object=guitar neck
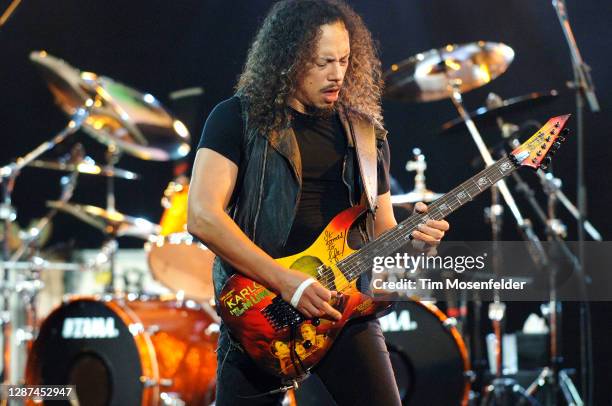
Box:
[336,155,519,281]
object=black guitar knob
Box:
[312,318,321,326]
[303,340,313,349]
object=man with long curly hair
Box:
[187,0,449,404]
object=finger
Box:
[299,306,313,318]
[411,230,441,244]
[302,302,321,318]
[312,284,332,302]
[417,223,445,240]
[320,301,342,321]
[414,202,428,213]
[426,219,450,232]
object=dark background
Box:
[1,0,610,404]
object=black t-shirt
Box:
[198,96,390,256]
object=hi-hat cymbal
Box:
[47,201,160,239]
[29,158,140,180]
[391,189,443,205]
[30,51,191,161]
[439,90,559,134]
[383,42,515,103]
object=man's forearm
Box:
[187,208,287,292]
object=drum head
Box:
[380,301,470,406]
[26,299,145,406]
[147,233,215,301]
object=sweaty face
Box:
[289,21,350,113]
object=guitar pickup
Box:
[261,296,306,331]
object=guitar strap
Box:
[339,109,378,215]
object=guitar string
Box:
[316,156,515,291]
[337,156,514,281]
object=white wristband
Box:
[290,278,316,308]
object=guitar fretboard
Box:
[330,155,518,284]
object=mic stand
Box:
[552,2,599,402]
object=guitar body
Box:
[217,205,390,379]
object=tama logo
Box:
[61,317,120,339]
[379,310,418,332]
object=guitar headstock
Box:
[510,114,571,170]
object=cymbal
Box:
[383,42,514,102]
[391,189,443,204]
[439,90,559,134]
[47,201,160,239]
[29,158,140,180]
[30,51,191,161]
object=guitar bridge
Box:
[261,296,305,331]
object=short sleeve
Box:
[197,96,244,166]
[377,137,391,195]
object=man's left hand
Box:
[411,201,450,245]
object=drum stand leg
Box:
[481,377,541,406]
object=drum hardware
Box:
[30,51,192,162]
[1,139,89,384]
[160,392,186,406]
[47,199,160,294]
[0,0,23,28]
[509,165,587,405]
[46,202,160,240]
[391,148,443,205]
[28,157,140,180]
[384,46,576,404]
[552,2,600,400]
[483,107,590,405]
[384,42,514,103]
[443,317,458,328]
[140,377,174,388]
[384,42,534,241]
[438,90,560,135]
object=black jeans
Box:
[215,318,402,406]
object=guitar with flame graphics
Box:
[218,115,570,381]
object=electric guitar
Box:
[218,115,570,380]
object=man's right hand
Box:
[278,269,342,321]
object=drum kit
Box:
[0,39,599,405]
[0,51,218,405]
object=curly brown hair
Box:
[236,0,383,133]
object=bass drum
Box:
[26,296,219,406]
[380,300,471,406]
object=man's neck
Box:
[288,98,337,118]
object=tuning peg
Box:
[553,141,562,149]
[541,156,552,170]
[558,135,566,143]
[562,128,570,136]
